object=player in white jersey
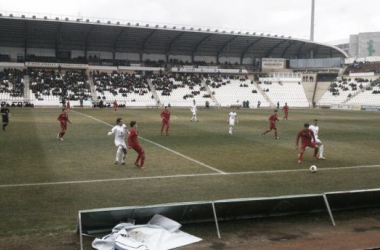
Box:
[309,119,325,160]
[190,100,198,122]
[108,118,128,165]
[228,110,238,134]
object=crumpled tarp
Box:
[92,214,202,250]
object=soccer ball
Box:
[309,165,317,173]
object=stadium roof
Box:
[0,14,348,60]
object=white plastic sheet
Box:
[92,215,202,250]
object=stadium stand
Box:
[0,68,25,102]
[317,79,372,105]
[345,61,380,74]
[258,81,309,107]
[92,71,156,107]
[346,78,380,105]
[207,76,270,108]
[29,69,92,106]
[152,74,213,107]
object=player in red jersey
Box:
[128,121,145,169]
[66,101,71,111]
[296,123,319,163]
[282,103,289,120]
[57,108,72,141]
[262,110,280,139]
[113,100,118,113]
[160,106,171,135]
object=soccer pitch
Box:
[1,107,380,240]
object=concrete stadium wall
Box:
[0,47,24,59]
[194,56,216,63]
[28,48,55,57]
[142,53,166,61]
[87,51,113,59]
[115,52,140,61]
[71,50,85,58]
[168,55,192,62]
[219,57,240,64]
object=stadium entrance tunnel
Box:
[77,188,380,249]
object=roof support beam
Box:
[84,25,94,58]
[313,45,321,58]
[281,41,296,58]
[113,27,127,62]
[297,42,306,58]
[166,32,185,62]
[240,38,263,64]
[217,36,238,64]
[23,21,28,60]
[140,30,157,62]
[264,40,288,57]
[55,23,62,59]
[191,34,212,63]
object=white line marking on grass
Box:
[71,110,226,174]
[1,164,380,189]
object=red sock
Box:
[298,153,303,160]
[140,155,145,168]
[160,125,164,134]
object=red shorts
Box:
[60,123,67,131]
[270,122,276,130]
[131,145,144,155]
[301,142,316,151]
[162,119,170,126]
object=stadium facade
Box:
[349,32,380,58]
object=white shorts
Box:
[115,140,127,149]
[313,138,322,144]
[192,112,196,116]
[229,120,235,126]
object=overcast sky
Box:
[1,0,379,44]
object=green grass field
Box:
[1,107,380,243]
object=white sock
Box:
[229,127,233,134]
[115,147,122,162]
[319,145,324,157]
